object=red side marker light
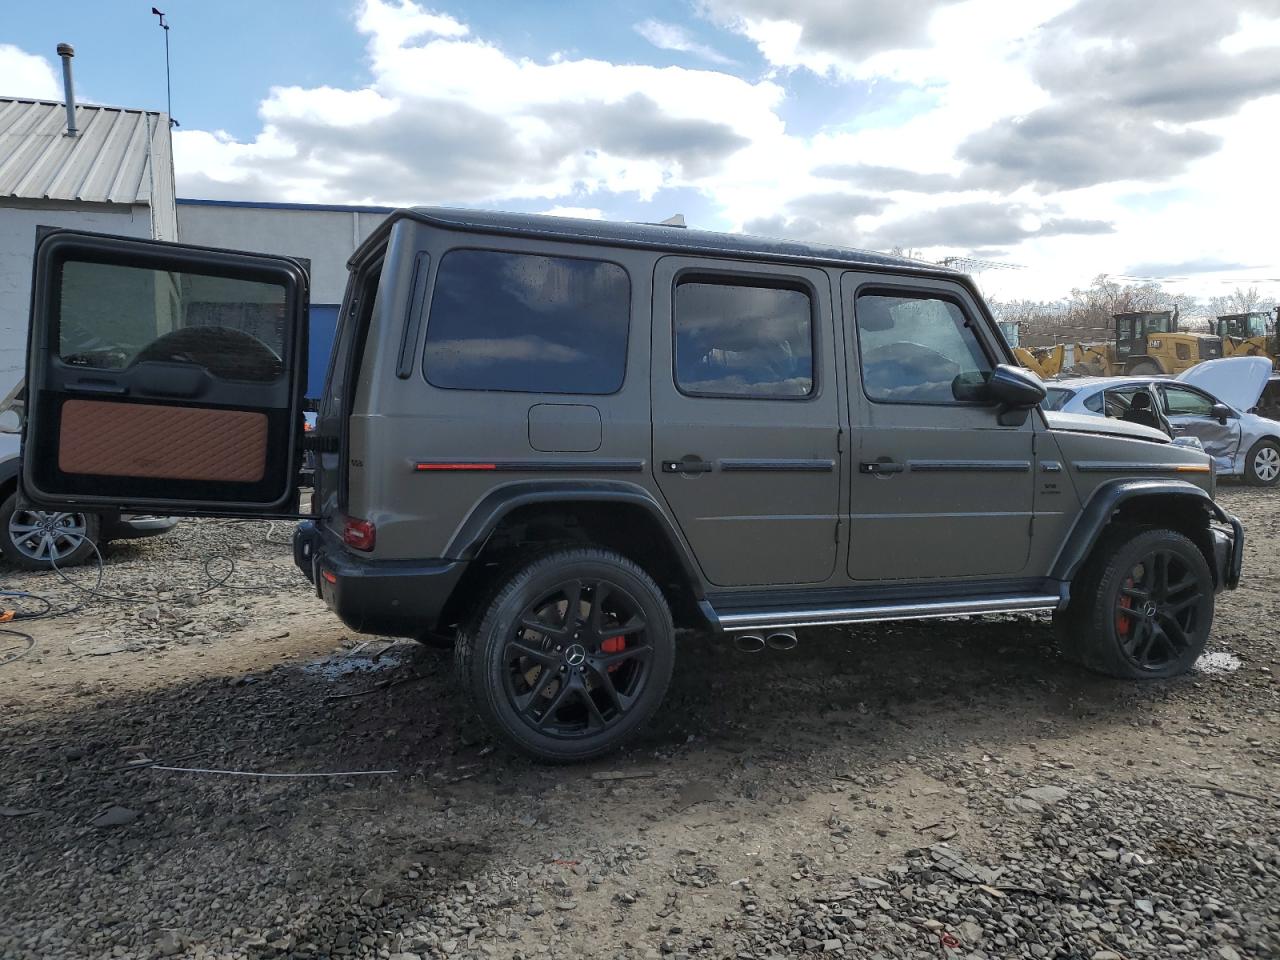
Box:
[414,462,497,471]
[343,517,376,551]
[321,570,338,585]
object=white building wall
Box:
[0,202,154,397]
[177,203,390,304]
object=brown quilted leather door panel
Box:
[58,400,268,483]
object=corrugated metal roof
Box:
[0,98,170,205]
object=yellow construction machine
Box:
[1216,308,1279,369]
[1013,344,1068,379]
[998,320,1068,379]
[1071,309,1221,376]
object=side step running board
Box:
[715,594,1062,633]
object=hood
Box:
[1176,356,1271,412]
[1043,410,1168,443]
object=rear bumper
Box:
[292,521,466,637]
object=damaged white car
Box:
[1044,356,1280,486]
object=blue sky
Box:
[2,1,866,141]
[3,0,1278,300]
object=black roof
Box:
[377,206,958,277]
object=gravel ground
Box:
[1,485,1277,960]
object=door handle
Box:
[66,380,127,396]
[662,458,714,474]
[859,460,904,475]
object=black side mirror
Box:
[988,363,1047,407]
[983,364,1046,426]
[1211,402,1232,424]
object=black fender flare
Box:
[1049,478,1233,583]
[444,478,710,600]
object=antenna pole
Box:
[152,8,175,127]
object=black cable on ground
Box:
[0,627,36,666]
[3,533,268,627]
[0,590,53,621]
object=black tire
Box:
[0,491,100,571]
[1055,525,1212,679]
[454,547,675,762]
[1243,437,1280,486]
[1127,360,1161,375]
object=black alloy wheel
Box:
[1113,549,1209,673]
[1056,526,1213,680]
[456,548,675,762]
[506,577,653,738]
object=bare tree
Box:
[1208,286,1270,316]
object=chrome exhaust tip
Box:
[766,629,798,651]
[733,633,766,653]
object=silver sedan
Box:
[1044,357,1280,486]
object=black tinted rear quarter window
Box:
[424,249,630,394]
[674,279,813,398]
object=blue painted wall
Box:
[308,304,340,400]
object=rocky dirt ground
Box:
[1,487,1277,960]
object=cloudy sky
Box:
[4,0,1279,300]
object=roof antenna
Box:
[658,214,686,228]
[151,7,178,127]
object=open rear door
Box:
[21,229,309,517]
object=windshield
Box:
[1042,387,1075,411]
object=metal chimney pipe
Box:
[57,43,77,137]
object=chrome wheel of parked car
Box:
[0,492,100,571]
[455,548,675,762]
[1246,439,1280,486]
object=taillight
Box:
[343,516,375,551]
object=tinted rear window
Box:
[424,250,629,394]
[58,260,287,382]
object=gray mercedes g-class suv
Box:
[20,209,1243,761]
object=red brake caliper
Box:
[1116,576,1133,636]
[601,636,625,671]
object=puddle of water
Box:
[302,643,411,680]
[1194,651,1241,675]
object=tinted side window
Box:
[1042,387,1074,411]
[674,280,813,398]
[1163,385,1214,416]
[855,292,991,404]
[425,250,629,394]
[1083,390,1104,413]
[59,260,286,382]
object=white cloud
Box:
[0,45,60,100]
[635,19,736,65]
[538,206,605,220]
[4,0,1277,302]
[174,0,784,206]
